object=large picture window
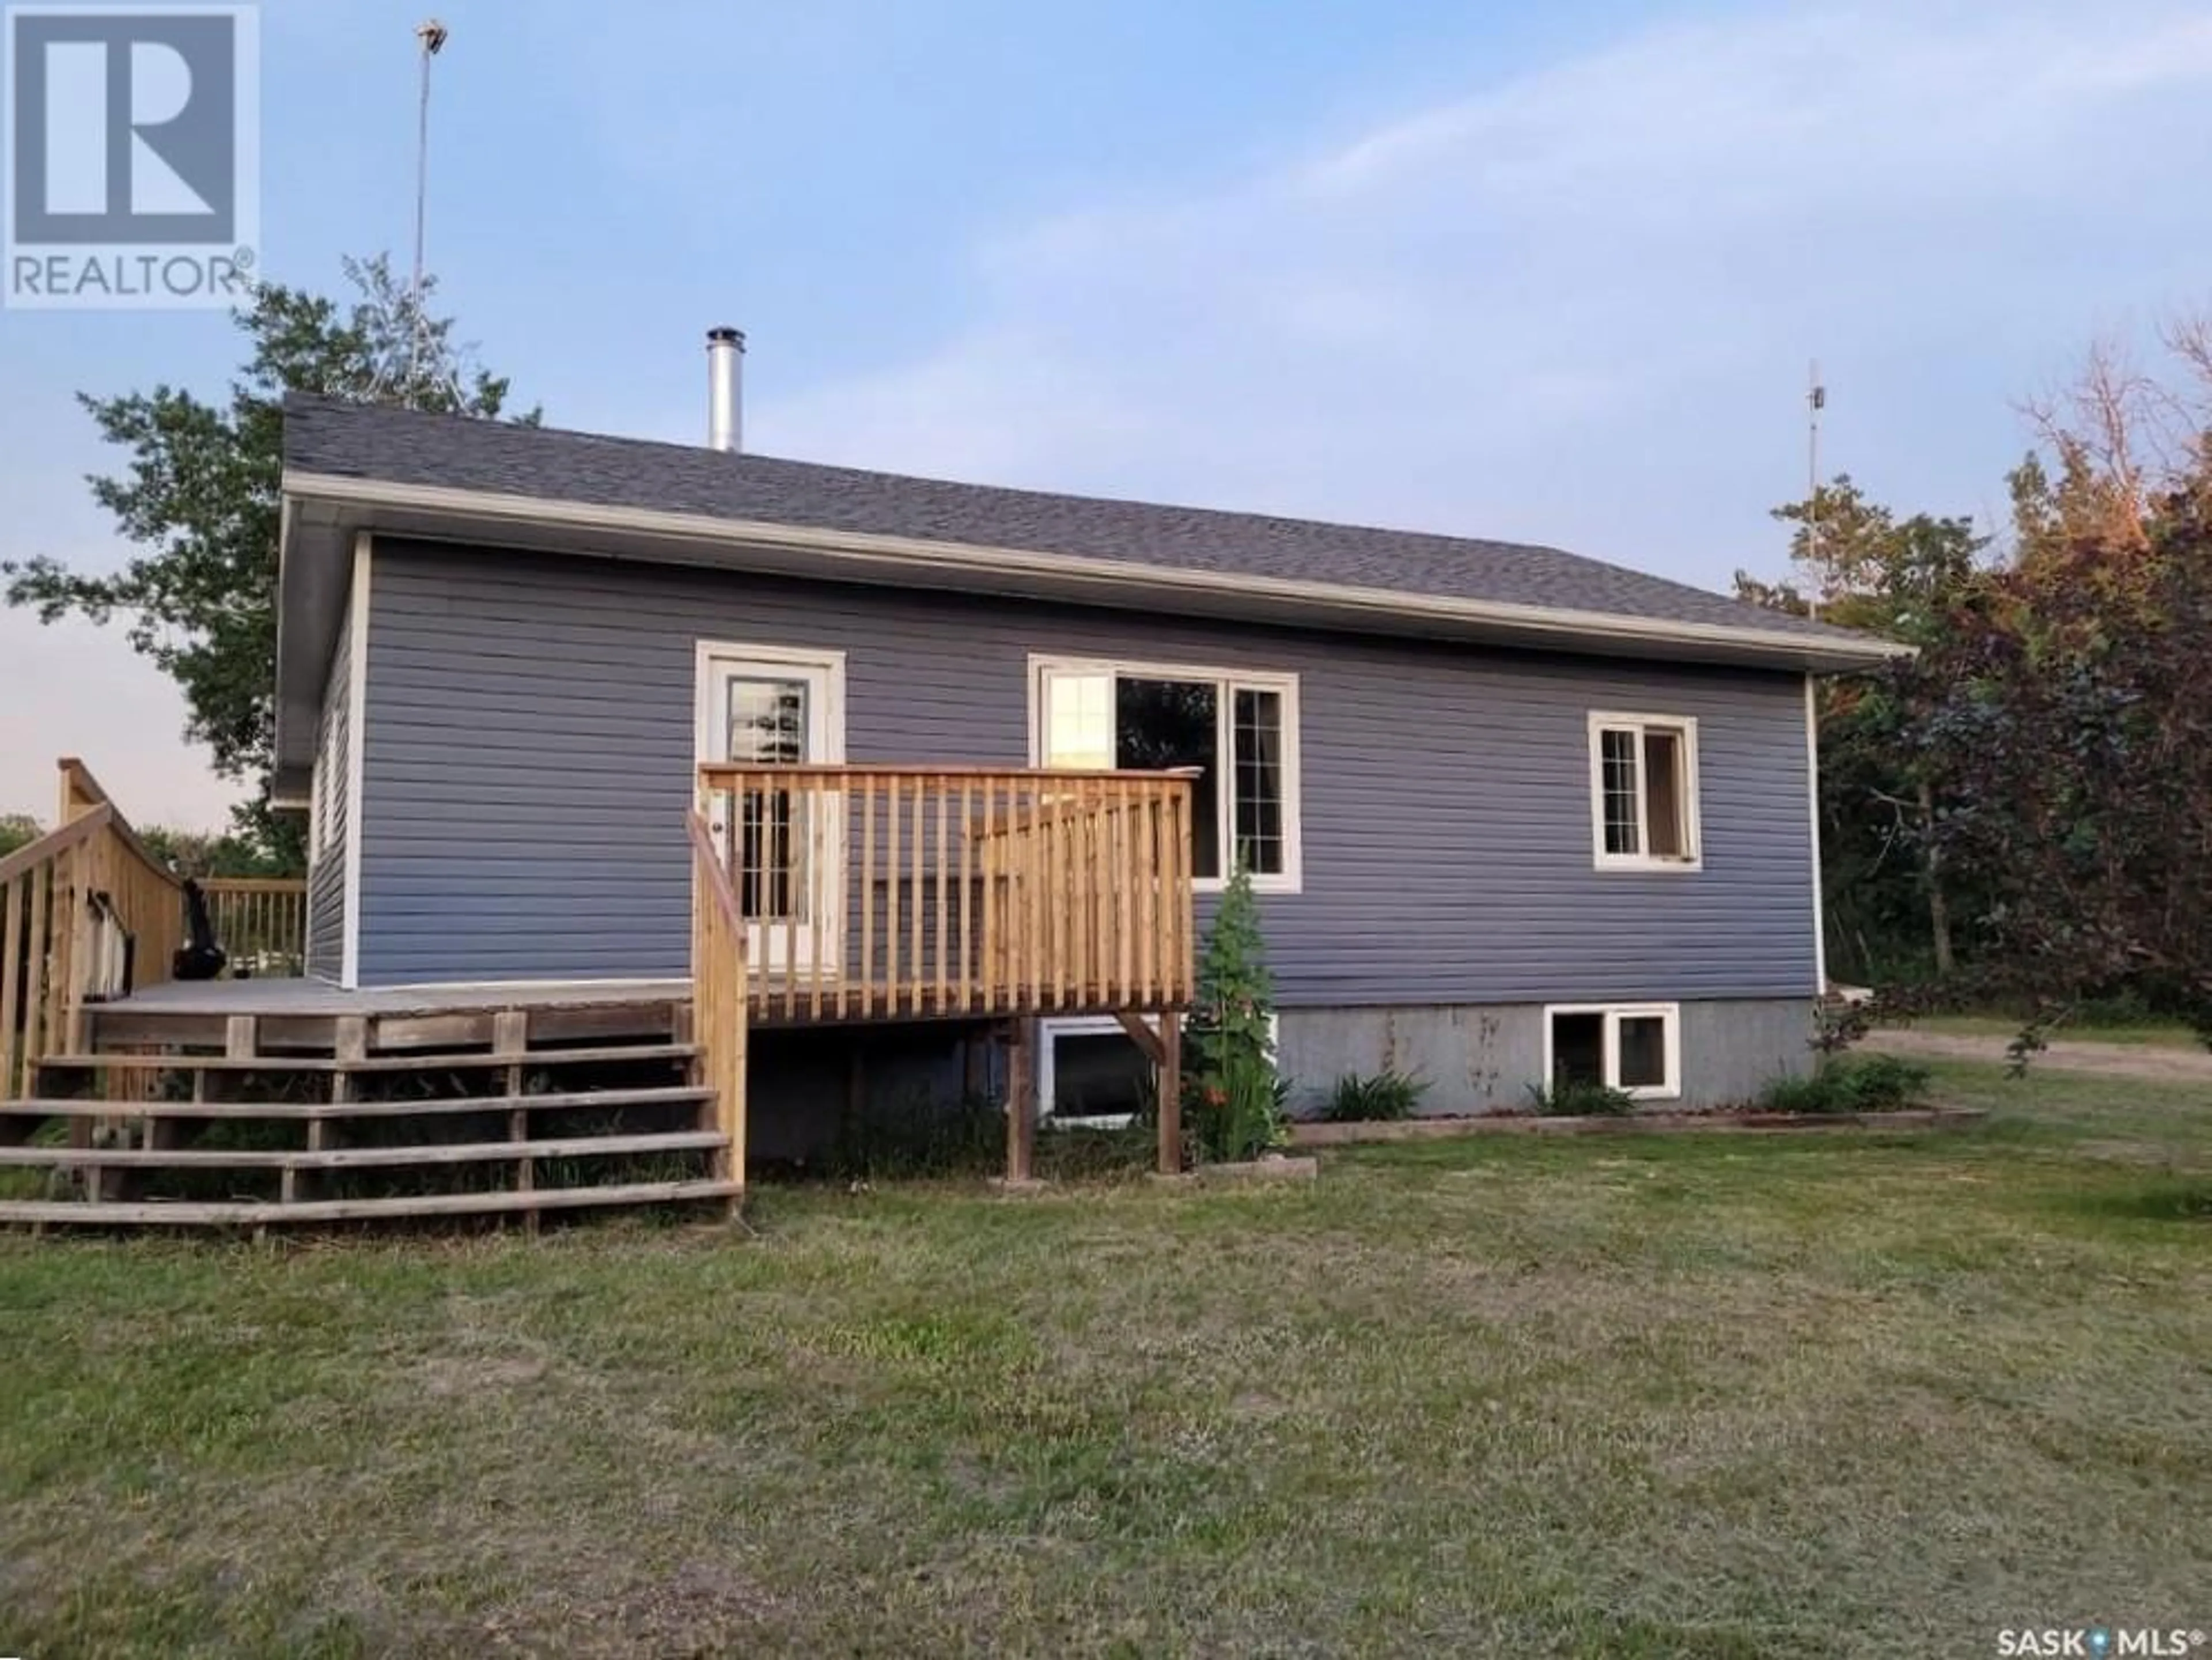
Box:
[1032,658,1301,891]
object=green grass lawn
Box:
[3,1060,2209,1658]
[1902,1012,2205,1048]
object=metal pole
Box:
[407,21,448,394]
[1806,361,1824,618]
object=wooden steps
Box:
[0,1131,726,1172]
[32,1043,700,1074]
[0,1084,712,1123]
[1,997,738,1233]
[0,1180,741,1229]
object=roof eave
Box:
[273,472,1907,733]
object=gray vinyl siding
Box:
[304,605,351,983]
[357,540,1819,999]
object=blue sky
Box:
[5,0,2211,828]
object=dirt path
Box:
[1864,1027,2212,1083]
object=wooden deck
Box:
[0,757,1202,1229]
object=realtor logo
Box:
[5,3,259,308]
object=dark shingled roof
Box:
[283,393,1861,645]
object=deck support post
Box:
[1005,1019,1035,1184]
[1157,1010,1183,1176]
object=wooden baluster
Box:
[907,776,925,1017]
[958,779,975,1014]
[1044,783,1063,1011]
[1026,783,1045,1013]
[0,875,22,1099]
[934,783,949,1017]
[1174,784,1195,1002]
[808,779,827,1021]
[979,783,999,1015]
[24,864,50,1092]
[859,776,877,1021]
[1147,789,1166,1006]
[885,774,903,1022]
[1116,778,1134,1007]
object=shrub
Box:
[1755,1054,1933,1115]
[1324,1068,1430,1122]
[1526,1078,1637,1116]
[1755,1071,1839,1115]
[1184,860,1290,1163]
[1829,1053,1932,1112]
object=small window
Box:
[1545,1003,1680,1100]
[1037,1012,1282,1127]
[1589,713,1700,869]
[313,703,344,858]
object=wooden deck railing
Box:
[688,810,749,1194]
[695,764,1198,1025]
[2,761,186,1099]
[201,879,307,978]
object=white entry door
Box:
[696,646,845,976]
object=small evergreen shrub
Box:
[1184,861,1290,1163]
[1526,1078,1637,1116]
[1324,1068,1430,1122]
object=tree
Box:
[135,824,296,880]
[1736,478,1991,982]
[1916,492,2212,1048]
[3,254,531,867]
[0,816,40,860]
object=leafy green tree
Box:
[1915,486,2212,1051]
[0,815,41,860]
[1737,477,1990,983]
[135,824,295,880]
[3,254,531,869]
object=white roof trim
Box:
[280,470,1910,672]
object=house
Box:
[271,343,1897,1158]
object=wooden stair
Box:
[0,1000,739,1231]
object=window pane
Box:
[1232,687,1285,876]
[1643,729,1685,859]
[1116,677,1219,878]
[726,677,811,920]
[1050,1031,1153,1120]
[1551,1012,1605,1087]
[1599,728,1641,855]
[1043,672,1114,770]
[1618,1015,1668,1090]
[727,677,807,764]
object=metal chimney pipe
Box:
[706,326,745,452]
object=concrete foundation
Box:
[1275,999,1816,1117]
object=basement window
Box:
[1038,1017,1156,1128]
[1544,1003,1680,1100]
[1589,712,1700,870]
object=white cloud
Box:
[755,1,2212,587]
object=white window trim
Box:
[1587,710,1703,873]
[692,639,849,766]
[1025,654,1303,895]
[1804,674,1827,997]
[1037,1014,1154,1129]
[338,537,370,988]
[1543,1001,1682,1101]
[1037,1011,1281,1128]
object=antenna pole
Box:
[407,20,449,394]
[1806,360,1825,618]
